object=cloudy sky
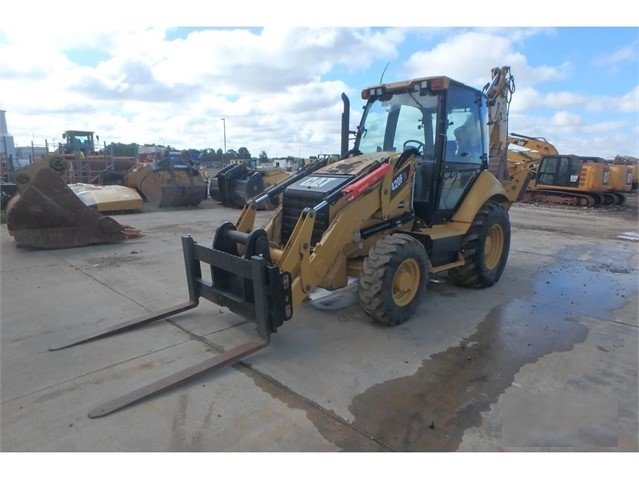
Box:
[1,1,637,161]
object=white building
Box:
[0,110,17,162]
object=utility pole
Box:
[220,118,226,155]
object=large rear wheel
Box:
[358,233,428,326]
[448,201,511,288]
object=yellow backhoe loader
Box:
[5,156,144,249]
[51,66,532,417]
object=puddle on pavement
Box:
[344,243,635,451]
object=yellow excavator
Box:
[5,156,144,249]
[526,155,626,207]
[507,133,625,207]
[50,66,532,417]
[507,132,558,176]
[609,157,635,194]
[613,155,638,190]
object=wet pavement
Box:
[1,198,637,457]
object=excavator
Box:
[5,156,144,249]
[608,160,634,196]
[613,155,638,190]
[526,155,625,207]
[208,159,290,209]
[507,132,558,177]
[49,66,532,417]
[507,133,625,207]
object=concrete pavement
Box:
[1,199,637,457]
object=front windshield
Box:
[356,91,439,156]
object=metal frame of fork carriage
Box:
[50,234,293,418]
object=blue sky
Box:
[1,1,637,161]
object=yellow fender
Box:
[453,170,511,224]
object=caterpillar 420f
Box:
[51,66,531,417]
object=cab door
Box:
[432,85,486,223]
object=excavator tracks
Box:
[522,189,625,208]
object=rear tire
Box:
[448,201,510,288]
[358,233,428,326]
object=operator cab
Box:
[62,130,98,155]
[354,77,488,226]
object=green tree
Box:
[258,150,268,163]
[237,147,251,160]
[108,142,138,157]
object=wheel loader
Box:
[50,66,531,417]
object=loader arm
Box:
[276,161,399,307]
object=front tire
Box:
[448,201,510,288]
[358,233,428,326]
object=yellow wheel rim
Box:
[392,258,421,307]
[484,224,504,270]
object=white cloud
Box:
[1,25,636,159]
[399,30,568,91]
[594,44,637,66]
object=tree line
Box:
[108,143,273,165]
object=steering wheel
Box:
[403,140,425,153]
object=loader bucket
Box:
[209,163,251,207]
[6,166,144,249]
[209,164,277,209]
[129,162,207,208]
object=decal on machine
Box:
[391,167,410,196]
[298,177,340,189]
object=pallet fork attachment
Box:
[50,233,293,418]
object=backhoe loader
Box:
[50,66,531,417]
